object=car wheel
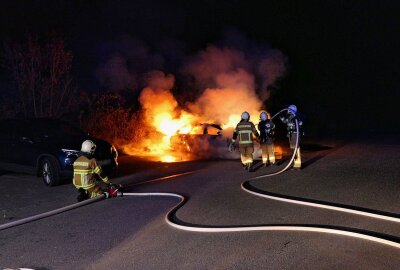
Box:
[41,157,61,186]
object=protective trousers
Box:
[289,132,301,169]
[261,143,275,165]
[86,185,104,198]
[239,144,254,165]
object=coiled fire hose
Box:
[1,108,400,250]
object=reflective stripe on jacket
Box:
[234,121,259,145]
[73,155,109,189]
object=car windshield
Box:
[202,124,222,135]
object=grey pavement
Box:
[0,139,399,269]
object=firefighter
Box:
[258,111,276,167]
[280,105,303,169]
[229,111,260,172]
[73,140,112,201]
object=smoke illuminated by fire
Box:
[121,70,270,162]
[105,38,287,162]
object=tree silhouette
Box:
[3,33,76,118]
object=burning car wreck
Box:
[169,123,229,161]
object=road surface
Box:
[0,138,399,269]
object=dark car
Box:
[0,118,118,186]
[170,123,229,160]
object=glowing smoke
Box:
[96,33,288,161]
[183,44,287,103]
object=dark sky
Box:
[1,0,399,136]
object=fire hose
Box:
[1,108,400,250]
[0,194,107,231]
[123,109,400,248]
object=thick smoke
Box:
[95,32,287,100]
[95,35,165,92]
[182,42,287,103]
[257,49,287,100]
[187,67,262,125]
[183,46,249,90]
[182,42,286,128]
[96,31,287,160]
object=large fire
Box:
[98,40,288,162]
[121,74,263,162]
[118,42,287,162]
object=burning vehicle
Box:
[120,85,264,163]
[88,36,289,164]
[169,123,229,161]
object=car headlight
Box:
[62,149,80,166]
[61,149,80,157]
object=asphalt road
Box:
[0,138,399,269]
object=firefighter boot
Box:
[293,147,302,169]
[77,188,88,202]
[247,162,253,172]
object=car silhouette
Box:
[0,118,118,186]
[170,123,229,160]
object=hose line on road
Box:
[242,111,400,223]
[122,107,400,249]
[0,172,199,231]
[2,107,399,250]
[241,182,400,223]
[122,192,400,249]
[0,194,106,231]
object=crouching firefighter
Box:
[280,105,303,169]
[229,111,260,172]
[258,111,276,167]
[73,140,113,201]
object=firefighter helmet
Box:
[81,140,96,154]
[288,104,297,115]
[260,111,269,121]
[241,111,250,121]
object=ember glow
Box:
[274,145,283,160]
[118,44,287,162]
[121,74,262,162]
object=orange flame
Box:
[122,73,264,162]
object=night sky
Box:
[1,0,399,137]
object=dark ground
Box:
[0,137,399,269]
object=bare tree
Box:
[2,33,76,118]
[82,93,144,146]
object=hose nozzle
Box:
[105,184,124,198]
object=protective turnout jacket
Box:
[281,113,303,134]
[73,154,109,189]
[233,120,260,145]
[258,119,275,144]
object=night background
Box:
[1,0,399,138]
[2,2,400,268]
